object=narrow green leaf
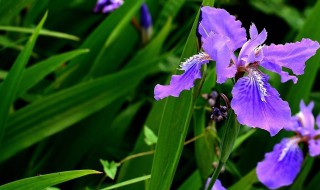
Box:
[144,126,158,146]
[0,170,100,190]
[285,0,320,112]
[206,111,240,190]
[100,175,151,190]
[17,49,89,96]
[124,18,172,69]
[155,0,186,29]
[249,0,304,29]
[0,0,36,24]
[0,60,160,162]
[229,168,258,190]
[100,160,118,180]
[0,26,80,41]
[59,0,144,87]
[232,129,256,152]
[289,156,314,190]
[0,70,8,79]
[177,170,202,190]
[0,12,47,146]
[193,108,216,180]
[306,170,320,190]
[148,1,214,189]
[116,101,166,190]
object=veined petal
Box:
[154,53,211,100]
[238,24,267,67]
[309,139,320,157]
[256,138,303,189]
[259,61,298,83]
[260,38,320,83]
[202,33,237,83]
[231,70,292,136]
[205,179,226,190]
[317,115,320,128]
[198,6,246,51]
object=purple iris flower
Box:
[256,100,320,189]
[205,178,226,190]
[140,3,153,44]
[93,0,124,14]
[154,6,319,136]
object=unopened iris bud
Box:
[140,3,153,44]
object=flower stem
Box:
[205,161,224,190]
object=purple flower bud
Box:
[140,3,153,44]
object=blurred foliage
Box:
[0,0,319,189]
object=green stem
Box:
[205,161,224,190]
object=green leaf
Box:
[0,170,100,190]
[0,12,47,146]
[0,0,36,24]
[144,126,158,146]
[116,101,166,190]
[229,168,258,190]
[206,111,240,190]
[249,0,304,29]
[155,0,186,29]
[100,175,151,190]
[0,26,80,41]
[0,61,160,162]
[285,0,320,112]
[100,160,118,180]
[16,49,88,97]
[232,129,256,152]
[59,0,144,87]
[220,111,240,163]
[289,156,314,190]
[177,170,202,190]
[306,170,320,190]
[193,108,216,180]
[148,1,214,189]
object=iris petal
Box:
[154,53,211,100]
[202,33,237,83]
[256,138,303,189]
[238,24,267,67]
[260,39,319,83]
[205,179,226,190]
[309,139,320,157]
[231,71,292,136]
[198,7,247,51]
[296,100,315,133]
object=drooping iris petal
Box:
[260,38,320,83]
[256,138,303,189]
[202,33,237,83]
[317,115,320,128]
[309,139,320,157]
[231,70,292,136]
[198,6,246,51]
[205,178,226,190]
[238,24,267,67]
[154,53,211,100]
